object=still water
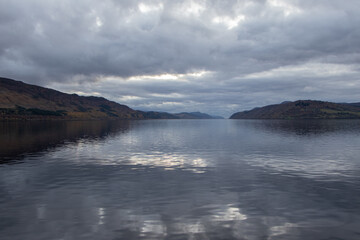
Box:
[1,119,360,240]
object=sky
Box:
[1,0,360,117]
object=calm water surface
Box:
[1,119,360,240]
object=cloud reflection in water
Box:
[128,154,209,173]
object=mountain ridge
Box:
[174,111,223,119]
[0,77,221,120]
[230,100,360,119]
[0,77,144,120]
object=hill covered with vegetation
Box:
[0,77,146,120]
[174,112,223,119]
[0,77,222,120]
[230,100,360,119]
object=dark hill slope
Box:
[230,100,360,119]
[0,77,144,119]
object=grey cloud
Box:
[1,0,360,116]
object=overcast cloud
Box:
[1,0,360,117]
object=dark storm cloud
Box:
[1,0,360,116]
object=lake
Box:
[1,119,360,240]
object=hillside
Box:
[0,77,222,120]
[141,111,179,119]
[139,111,223,119]
[174,112,223,119]
[0,77,146,120]
[230,100,360,119]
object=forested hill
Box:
[230,100,360,119]
[0,77,145,120]
[0,77,222,120]
[174,112,223,119]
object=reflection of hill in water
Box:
[0,120,131,163]
[236,119,360,136]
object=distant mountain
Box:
[138,111,223,119]
[141,111,179,119]
[0,77,147,120]
[174,112,224,119]
[230,100,360,119]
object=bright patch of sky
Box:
[212,15,245,29]
[244,62,358,79]
[138,2,164,13]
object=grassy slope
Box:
[0,77,221,120]
[0,77,144,120]
[230,100,360,119]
